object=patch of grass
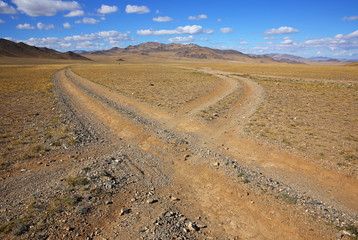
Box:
[66,176,88,187]
[242,178,250,184]
[278,193,296,204]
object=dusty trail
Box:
[55,68,357,238]
[65,67,358,213]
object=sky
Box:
[0,0,358,59]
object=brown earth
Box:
[1,60,357,239]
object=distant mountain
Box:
[87,47,123,56]
[265,53,351,65]
[86,42,273,62]
[0,38,91,60]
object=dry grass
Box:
[72,63,222,112]
[189,63,358,82]
[242,75,358,171]
[0,63,75,176]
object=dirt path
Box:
[54,68,357,239]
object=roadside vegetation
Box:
[0,64,76,178]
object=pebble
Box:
[170,196,180,201]
[147,198,157,204]
[187,222,199,231]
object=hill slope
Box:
[0,38,91,60]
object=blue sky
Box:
[0,0,358,59]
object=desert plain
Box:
[0,44,357,239]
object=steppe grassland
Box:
[0,63,75,176]
[72,63,222,111]
[198,63,358,172]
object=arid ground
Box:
[0,57,357,239]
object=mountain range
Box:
[82,42,276,63]
[0,39,354,65]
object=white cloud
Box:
[264,36,276,40]
[37,22,55,30]
[82,17,99,24]
[169,35,194,43]
[240,41,249,45]
[188,14,207,20]
[137,25,213,36]
[281,39,293,44]
[264,26,299,35]
[0,0,16,14]
[125,4,150,14]
[251,29,358,58]
[64,30,133,42]
[217,18,222,22]
[97,4,118,14]
[63,22,73,29]
[16,23,34,29]
[12,0,80,17]
[0,19,4,23]
[220,27,233,34]
[343,16,358,21]
[203,29,214,34]
[76,40,103,49]
[153,16,173,22]
[15,30,133,50]
[74,20,81,24]
[155,9,161,14]
[64,9,84,17]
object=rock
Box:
[105,200,112,205]
[213,162,220,166]
[335,233,343,239]
[147,198,157,204]
[197,223,207,229]
[20,169,26,172]
[120,208,131,216]
[213,113,219,117]
[170,196,180,201]
[184,154,190,160]
[342,230,351,236]
[149,83,154,86]
[188,222,199,231]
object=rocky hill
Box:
[0,38,91,60]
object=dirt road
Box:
[52,67,358,239]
